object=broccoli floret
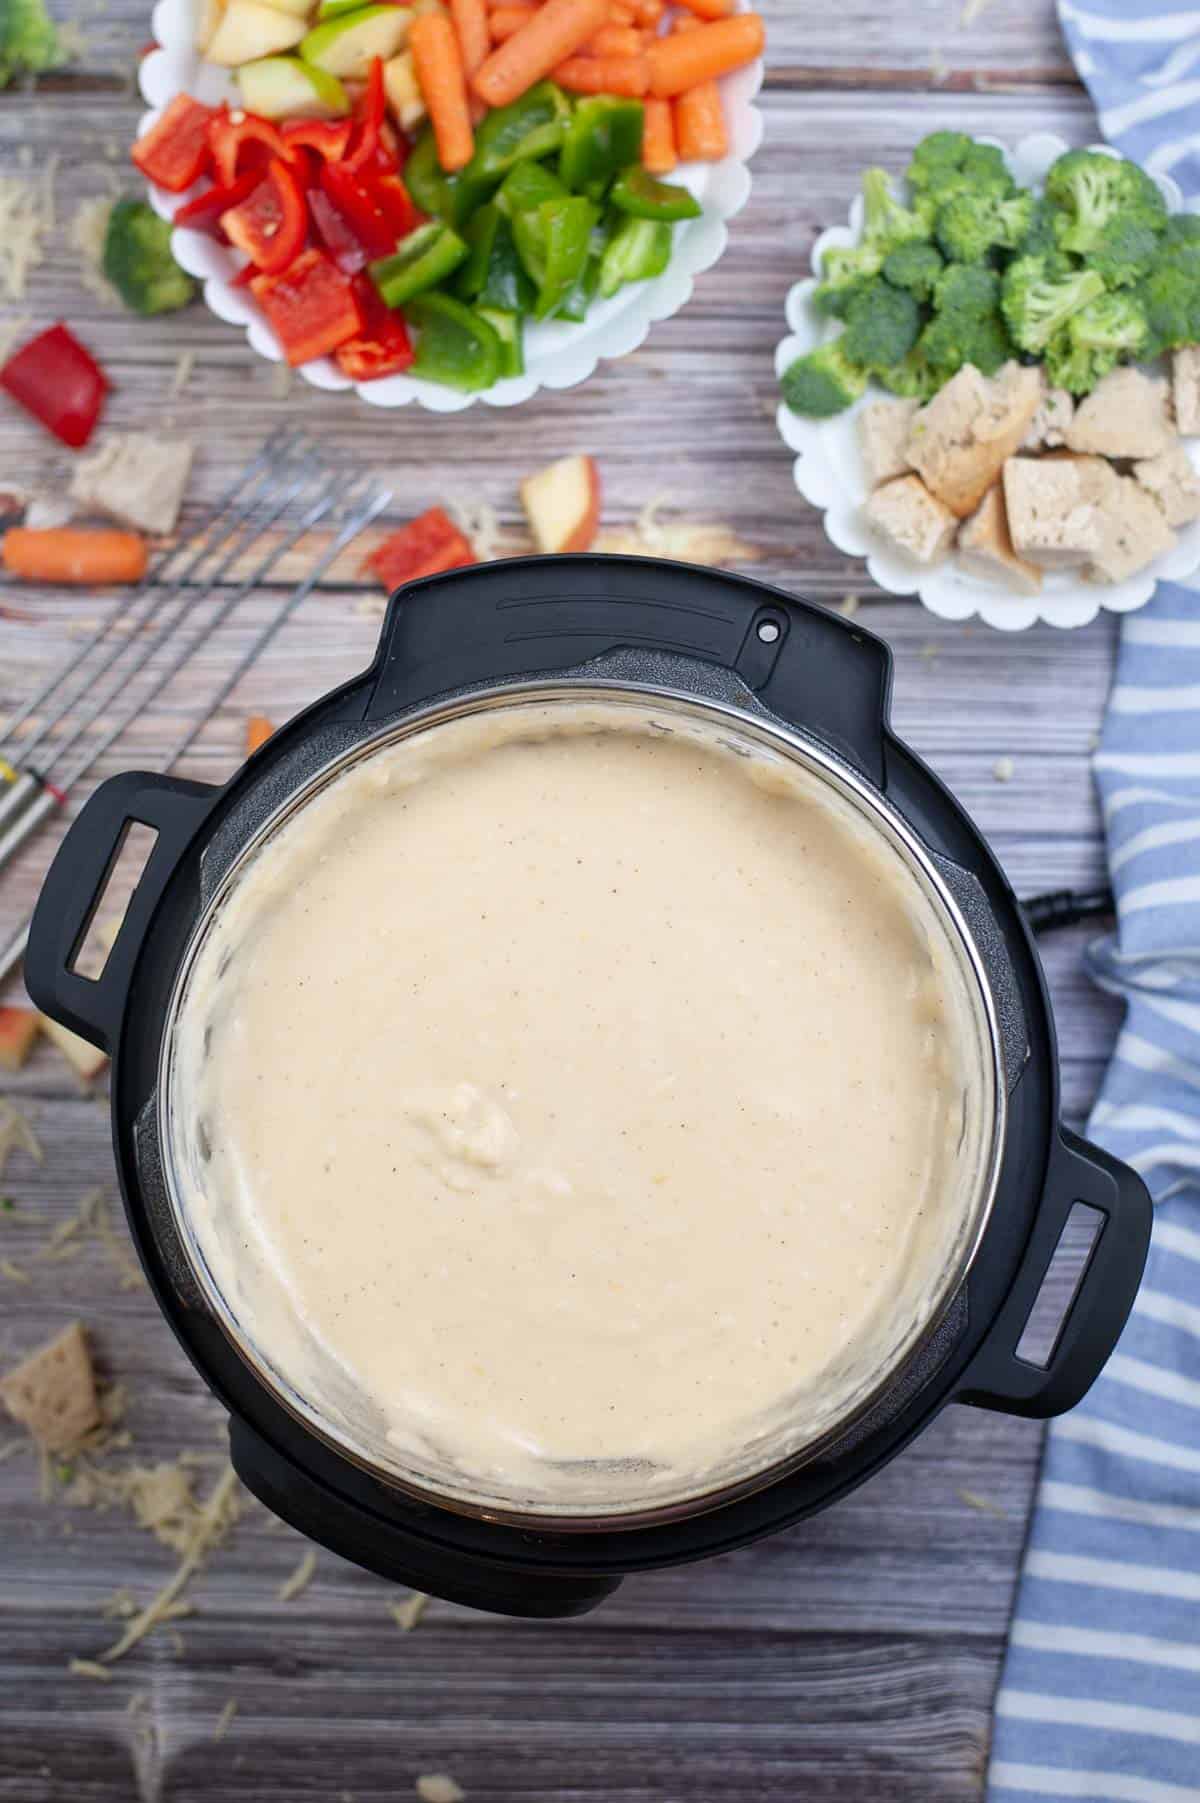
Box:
[1013,195,1061,263]
[0,0,61,85]
[1000,254,1105,353]
[1045,148,1166,256]
[1068,291,1149,361]
[877,344,939,402]
[780,339,869,418]
[934,189,1034,264]
[906,131,1013,204]
[1163,213,1200,250]
[1087,212,1166,289]
[911,264,1012,378]
[840,279,922,370]
[1137,264,1200,358]
[882,239,944,302]
[1043,329,1118,398]
[812,240,884,318]
[102,200,196,317]
[934,261,1001,317]
[860,167,935,255]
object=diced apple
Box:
[0,1007,39,1072]
[37,1016,109,1083]
[300,4,411,79]
[206,0,307,67]
[382,49,425,130]
[238,56,349,118]
[196,0,227,54]
[520,455,603,556]
[254,0,314,17]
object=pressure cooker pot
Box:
[26,556,1151,1618]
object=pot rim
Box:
[156,675,1007,1531]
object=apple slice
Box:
[382,50,425,130]
[520,455,603,555]
[0,1006,39,1072]
[196,0,226,53]
[206,0,307,67]
[300,5,412,79]
[238,56,349,118]
[255,0,314,17]
[37,1016,109,1083]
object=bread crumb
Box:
[0,1322,100,1451]
[417,1778,465,1803]
[277,1547,317,1602]
[992,757,1015,783]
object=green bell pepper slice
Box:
[558,98,645,203]
[408,292,503,392]
[467,82,572,184]
[598,215,673,298]
[555,254,601,323]
[476,306,525,378]
[513,195,597,320]
[494,158,566,222]
[455,204,536,313]
[609,164,702,223]
[370,221,469,309]
[405,128,498,228]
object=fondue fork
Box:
[0,476,392,989]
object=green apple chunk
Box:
[206,0,306,65]
[300,5,411,79]
[238,56,350,118]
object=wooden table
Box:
[0,3,1125,1796]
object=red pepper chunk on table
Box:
[250,248,365,366]
[0,323,109,449]
[364,508,476,590]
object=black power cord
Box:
[1021,886,1116,934]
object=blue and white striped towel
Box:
[988,10,1200,1798]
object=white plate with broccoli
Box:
[775,132,1200,632]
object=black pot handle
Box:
[24,771,219,1055]
[958,1127,1152,1418]
[360,556,893,785]
[228,1418,623,1620]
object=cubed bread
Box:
[906,362,1042,518]
[1172,346,1200,437]
[69,433,194,538]
[957,483,1042,594]
[1002,454,1114,569]
[864,475,957,565]
[1086,475,1177,584]
[1021,377,1074,451]
[0,1322,100,1451]
[1066,367,1176,461]
[858,397,919,490]
[1134,446,1200,528]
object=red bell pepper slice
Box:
[373,173,419,240]
[319,162,397,260]
[335,278,414,381]
[230,260,260,288]
[221,159,307,276]
[251,248,364,366]
[344,56,386,174]
[0,323,109,449]
[284,117,354,163]
[131,94,219,194]
[308,187,368,274]
[209,110,296,187]
[364,508,475,590]
[173,167,261,236]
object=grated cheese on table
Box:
[99,1463,241,1663]
[69,196,120,307]
[416,1778,465,1803]
[0,1098,44,1179]
[170,350,196,398]
[0,313,32,363]
[389,1590,429,1632]
[0,155,58,301]
[277,1546,316,1602]
[445,496,497,562]
[68,1658,113,1681]
[595,497,761,568]
[214,1699,238,1740]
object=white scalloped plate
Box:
[774,134,1200,631]
[139,0,764,411]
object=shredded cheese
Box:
[270,363,293,400]
[277,1546,317,1602]
[0,155,58,301]
[959,1486,1008,1518]
[68,1657,114,1681]
[445,496,498,562]
[0,1437,27,1463]
[0,1258,30,1283]
[0,312,31,363]
[99,1463,241,1664]
[0,1098,43,1178]
[69,196,120,307]
[389,1590,429,1633]
[214,1699,238,1740]
[170,350,196,398]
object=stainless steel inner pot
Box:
[156,678,1006,1528]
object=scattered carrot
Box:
[450,0,490,76]
[674,0,733,16]
[632,0,663,23]
[675,78,727,160]
[0,1005,40,1073]
[489,3,536,39]
[646,11,763,95]
[555,51,648,92]
[584,22,644,55]
[473,0,609,108]
[245,715,275,755]
[411,11,476,171]
[642,96,677,172]
[609,0,637,20]
[1,527,148,586]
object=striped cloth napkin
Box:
[988,7,1200,1799]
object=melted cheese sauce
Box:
[169,699,990,1514]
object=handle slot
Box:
[67,821,160,982]
[1013,1199,1105,1369]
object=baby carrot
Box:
[489,3,536,38]
[1,526,148,585]
[632,0,663,23]
[674,0,734,16]
[245,715,275,755]
[450,0,490,75]
[473,0,609,107]
[411,10,475,171]
[641,95,676,172]
[675,78,727,159]
[554,52,648,92]
[646,11,763,96]
[584,21,643,54]
[609,0,636,20]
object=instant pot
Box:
[26,556,1151,1618]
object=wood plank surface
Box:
[0,3,1128,1799]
